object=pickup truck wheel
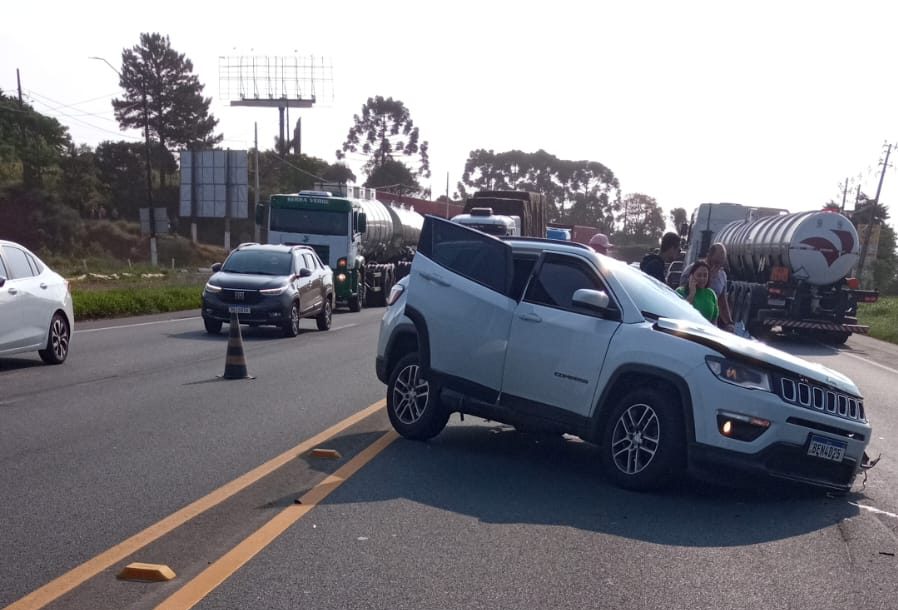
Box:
[203,317,222,335]
[387,352,449,440]
[316,297,333,331]
[600,387,685,491]
[282,302,301,337]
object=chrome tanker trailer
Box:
[683,203,878,343]
[261,184,423,311]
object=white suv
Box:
[375,217,875,492]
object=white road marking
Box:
[331,323,359,331]
[75,316,199,334]
[842,352,898,376]
[849,502,898,519]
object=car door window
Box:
[524,254,605,311]
[303,254,316,270]
[0,254,8,278]
[509,255,538,301]
[418,216,511,295]
[25,253,43,275]
[3,247,36,279]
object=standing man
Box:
[640,232,681,283]
[680,242,735,332]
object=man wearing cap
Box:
[589,233,614,255]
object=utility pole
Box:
[16,68,23,104]
[445,172,449,218]
[840,177,849,213]
[254,122,261,242]
[857,142,892,286]
[90,56,157,266]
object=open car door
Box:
[404,216,515,404]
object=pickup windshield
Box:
[222,250,293,276]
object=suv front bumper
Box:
[202,293,293,326]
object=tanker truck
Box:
[258,183,423,310]
[683,203,879,343]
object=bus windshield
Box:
[270,208,348,236]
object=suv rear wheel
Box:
[316,297,333,331]
[600,387,685,491]
[387,352,449,440]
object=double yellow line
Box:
[9,400,392,610]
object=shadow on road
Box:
[303,423,864,548]
[0,357,45,372]
[165,325,318,342]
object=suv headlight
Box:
[706,356,771,391]
[260,285,289,295]
[204,282,222,294]
[386,282,406,306]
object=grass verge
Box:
[73,285,202,320]
[857,296,898,345]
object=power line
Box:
[26,89,119,123]
[269,153,327,181]
[25,94,141,141]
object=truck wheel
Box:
[316,296,333,331]
[821,331,850,345]
[349,295,361,312]
[387,352,449,441]
[600,387,685,491]
[282,302,301,337]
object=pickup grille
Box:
[776,377,866,423]
[219,288,262,304]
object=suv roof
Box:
[234,243,317,254]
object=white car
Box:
[375,217,875,492]
[0,240,74,364]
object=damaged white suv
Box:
[375,217,875,492]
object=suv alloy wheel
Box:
[387,352,449,440]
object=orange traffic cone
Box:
[220,311,253,380]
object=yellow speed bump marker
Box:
[117,562,176,582]
[309,448,342,459]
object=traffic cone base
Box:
[219,311,254,380]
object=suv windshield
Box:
[605,258,711,325]
[222,250,293,275]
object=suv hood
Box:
[655,318,861,396]
[209,272,292,290]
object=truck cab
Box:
[451,207,520,237]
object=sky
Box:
[2,0,897,230]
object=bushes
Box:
[857,297,898,345]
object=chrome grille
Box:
[779,378,865,423]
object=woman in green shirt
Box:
[676,260,719,323]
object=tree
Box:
[459,148,621,227]
[669,207,688,232]
[59,144,105,217]
[94,140,176,220]
[112,33,221,161]
[617,193,665,244]
[337,96,430,180]
[364,158,421,192]
[321,163,357,184]
[0,89,71,188]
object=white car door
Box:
[404,217,515,403]
[501,252,621,419]
[0,245,42,350]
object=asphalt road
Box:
[1,313,896,610]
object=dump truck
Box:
[463,191,548,238]
[259,183,423,310]
[683,203,879,343]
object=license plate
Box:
[807,434,846,462]
[228,305,251,314]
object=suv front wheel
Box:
[386,352,449,440]
[600,387,685,491]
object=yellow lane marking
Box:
[7,399,386,610]
[155,430,398,610]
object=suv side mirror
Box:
[357,212,367,234]
[211,262,222,273]
[572,289,619,320]
[298,267,312,278]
